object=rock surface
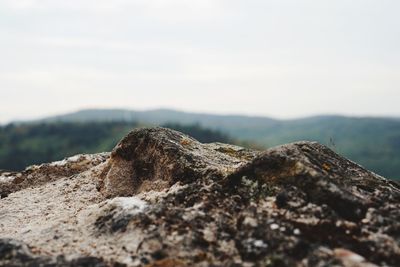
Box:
[0,127,399,267]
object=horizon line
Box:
[2,107,400,125]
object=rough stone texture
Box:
[0,238,108,267]
[1,127,399,267]
[0,153,109,198]
[100,128,257,197]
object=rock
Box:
[1,127,399,267]
[99,127,257,197]
[227,141,400,221]
[0,238,108,267]
[0,153,109,198]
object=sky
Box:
[0,0,399,123]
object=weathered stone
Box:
[1,128,399,267]
[0,153,109,198]
[227,142,400,222]
[99,127,258,197]
[0,238,109,267]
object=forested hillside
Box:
[0,122,231,171]
[36,109,400,179]
[239,116,400,180]
[4,109,400,179]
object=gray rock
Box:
[0,153,109,198]
[99,127,258,197]
[1,128,399,267]
[0,238,108,267]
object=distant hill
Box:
[40,108,278,135]
[16,109,400,179]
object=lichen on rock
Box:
[1,127,399,267]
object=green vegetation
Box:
[228,116,400,180]
[0,122,231,171]
[0,122,136,171]
[3,109,400,180]
[163,123,232,143]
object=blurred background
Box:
[0,0,399,179]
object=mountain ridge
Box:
[35,108,400,124]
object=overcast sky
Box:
[0,0,399,123]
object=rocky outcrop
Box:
[100,128,257,197]
[1,127,399,267]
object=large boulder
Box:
[1,128,399,267]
